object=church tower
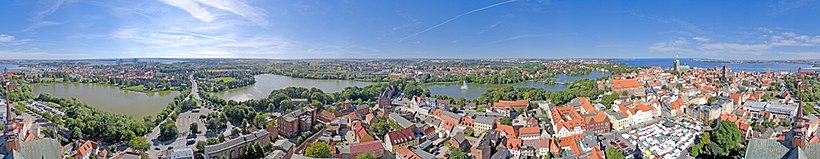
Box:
[791,68,808,148]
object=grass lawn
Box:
[215,77,237,83]
[123,85,146,92]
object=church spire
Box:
[792,68,808,148]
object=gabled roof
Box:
[612,79,641,89]
[495,124,517,138]
[350,141,384,154]
[519,127,541,137]
[387,127,416,145]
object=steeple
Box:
[791,68,808,148]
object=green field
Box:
[215,77,237,83]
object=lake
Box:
[0,64,22,72]
[213,74,372,101]
[31,83,181,118]
[612,58,815,72]
[427,72,610,100]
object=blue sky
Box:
[2,0,820,59]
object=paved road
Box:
[145,74,213,158]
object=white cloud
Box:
[157,0,269,27]
[692,36,711,42]
[699,43,771,52]
[0,34,14,43]
[488,34,553,44]
[649,37,690,52]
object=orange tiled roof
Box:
[495,124,518,138]
[612,79,641,89]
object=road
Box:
[145,74,213,158]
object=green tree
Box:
[500,117,512,125]
[356,152,377,159]
[448,146,469,159]
[159,121,178,141]
[305,142,331,158]
[190,123,199,134]
[464,127,475,137]
[605,148,625,159]
[712,122,741,152]
[241,142,265,159]
[129,136,150,152]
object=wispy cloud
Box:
[24,0,66,32]
[157,0,270,27]
[488,33,552,44]
[769,0,814,17]
[399,0,521,43]
[649,37,691,52]
[692,36,711,42]
[0,34,14,43]
[651,28,820,57]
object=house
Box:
[495,124,518,139]
[491,100,529,113]
[474,116,496,135]
[603,110,629,131]
[277,107,315,138]
[385,127,418,152]
[615,102,658,127]
[395,147,435,159]
[449,131,471,151]
[612,79,643,93]
[506,138,523,158]
[73,141,100,159]
[471,130,505,159]
[551,106,585,138]
[583,111,611,134]
[353,122,374,143]
[350,141,384,158]
[519,127,541,141]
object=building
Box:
[603,110,629,131]
[471,130,505,159]
[204,130,272,159]
[519,127,541,141]
[277,107,315,138]
[352,121,374,142]
[491,100,528,112]
[745,95,820,159]
[583,111,611,134]
[551,106,585,138]
[385,127,419,152]
[474,116,496,135]
[688,104,723,124]
[615,102,658,127]
[611,79,643,94]
[349,141,384,158]
[170,148,194,159]
[395,147,435,159]
[71,140,100,159]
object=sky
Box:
[2,0,820,60]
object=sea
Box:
[611,58,817,72]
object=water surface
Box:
[428,72,609,100]
[32,83,180,118]
[214,74,372,101]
